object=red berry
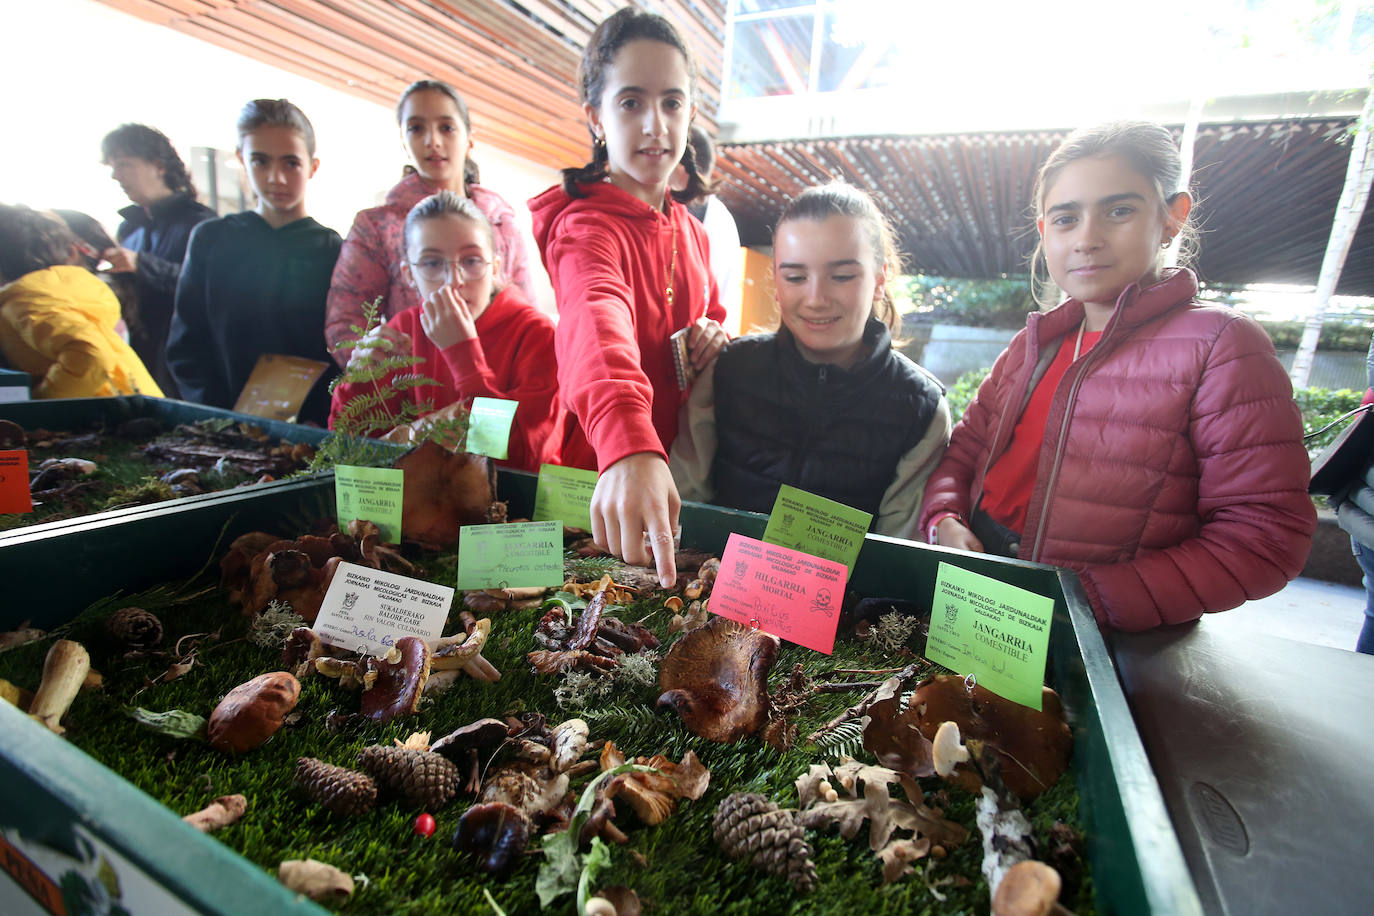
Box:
[413,813,436,838]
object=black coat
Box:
[711,318,944,520]
[115,193,216,397]
[167,212,341,425]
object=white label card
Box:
[314,561,453,656]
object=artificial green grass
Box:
[0,421,298,532]
[0,549,1094,916]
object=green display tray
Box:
[0,395,332,545]
[0,471,1203,915]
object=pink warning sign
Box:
[710,532,846,655]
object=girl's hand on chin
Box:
[688,317,727,370]
[420,285,478,350]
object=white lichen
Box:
[862,611,923,655]
[248,600,306,649]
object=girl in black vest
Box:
[670,183,950,538]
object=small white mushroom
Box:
[932,720,971,777]
[28,640,91,735]
[551,718,590,772]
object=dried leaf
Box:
[161,659,196,683]
[862,676,936,779]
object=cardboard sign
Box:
[709,533,846,655]
[924,561,1055,710]
[763,484,871,576]
[232,353,329,422]
[465,397,518,460]
[532,463,597,531]
[314,561,453,656]
[335,465,404,543]
[457,520,563,590]
[0,451,32,514]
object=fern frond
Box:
[812,717,866,760]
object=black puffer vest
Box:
[712,318,943,521]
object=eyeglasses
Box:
[410,255,491,284]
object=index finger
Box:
[646,526,679,590]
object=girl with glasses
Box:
[327,191,559,472]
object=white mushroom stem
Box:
[933,720,972,777]
[183,794,248,832]
[28,640,91,735]
[461,654,502,682]
[977,786,1036,898]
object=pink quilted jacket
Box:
[919,269,1316,631]
[324,173,534,364]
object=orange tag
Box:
[0,450,32,514]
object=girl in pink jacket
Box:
[919,121,1316,631]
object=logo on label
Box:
[945,603,959,625]
[343,592,359,610]
[733,559,748,581]
[810,586,834,618]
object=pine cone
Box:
[712,792,818,893]
[295,757,377,815]
[107,607,163,650]
[357,745,460,810]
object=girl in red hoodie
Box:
[529,6,727,587]
[328,191,557,473]
[325,80,533,366]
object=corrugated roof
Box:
[716,119,1374,295]
[95,0,725,168]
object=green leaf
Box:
[576,837,613,913]
[126,706,207,741]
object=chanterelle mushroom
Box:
[657,615,779,743]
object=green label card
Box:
[335,465,404,543]
[466,396,518,460]
[762,484,872,576]
[533,463,597,531]
[457,520,564,590]
[925,561,1054,710]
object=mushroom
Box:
[277,859,354,902]
[932,721,971,777]
[314,654,380,691]
[359,636,431,723]
[207,672,301,754]
[910,675,1071,800]
[992,860,1076,916]
[452,801,530,874]
[430,619,501,682]
[432,717,511,794]
[183,794,248,833]
[282,627,326,679]
[393,440,498,547]
[657,616,779,743]
[463,586,547,613]
[28,640,91,735]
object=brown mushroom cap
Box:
[208,672,301,753]
[360,637,431,723]
[282,627,325,675]
[452,802,530,874]
[910,675,1071,800]
[394,440,495,546]
[431,717,510,759]
[992,860,1064,916]
[657,616,779,743]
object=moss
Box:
[0,555,1095,915]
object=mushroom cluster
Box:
[393,440,504,548]
[527,581,659,676]
[221,520,412,623]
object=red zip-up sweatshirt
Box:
[529,182,724,471]
[327,286,559,472]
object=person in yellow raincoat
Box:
[0,204,162,399]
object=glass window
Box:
[728,14,814,99]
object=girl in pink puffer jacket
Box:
[918,121,1316,631]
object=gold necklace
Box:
[665,218,677,309]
